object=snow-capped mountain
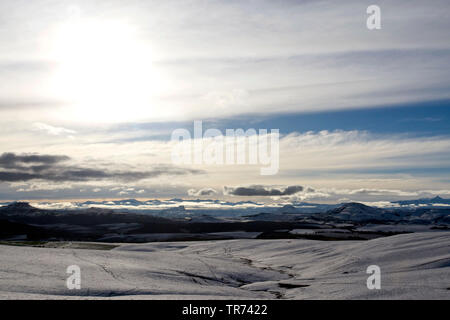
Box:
[393,195,450,206]
[322,202,388,222]
[321,202,450,224]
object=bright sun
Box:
[52,18,163,123]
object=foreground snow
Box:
[0,232,449,299]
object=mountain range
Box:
[0,200,448,243]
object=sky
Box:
[0,0,449,204]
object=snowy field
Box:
[0,232,449,299]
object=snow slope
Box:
[0,232,449,299]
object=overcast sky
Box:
[0,0,449,203]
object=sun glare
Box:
[52,18,164,123]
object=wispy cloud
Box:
[188,188,218,197]
[1,1,449,123]
[32,122,76,136]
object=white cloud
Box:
[14,181,74,192]
[32,122,76,136]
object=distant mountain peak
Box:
[394,196,450,206]
[338,202,376,210]
[277,204,298,213]
[6,201,34,209]
[163,205,186,212]
[342,202,369,207]
[325,202,384,221]
[0,201,39,216]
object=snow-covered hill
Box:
[0,232,448,299]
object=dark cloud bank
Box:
[188,188,218,196]
[0,152,203,182]
[224,185,304,196]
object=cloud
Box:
[15,181,74,192]
[201,89,249,109]
[0,152,204,183]
[224,185,303,196]
[0,152,70,171]
[0,0,449,200]
[32,122,76,136]
[115,187,145,196]
[0,152,69,166]
[0,172,41,181]
[2,127,449,199]
[285,187,448,203]
[344,188,420,197]
[188,188,218,196]
[1,1,450,124]
[277,130,450,175]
